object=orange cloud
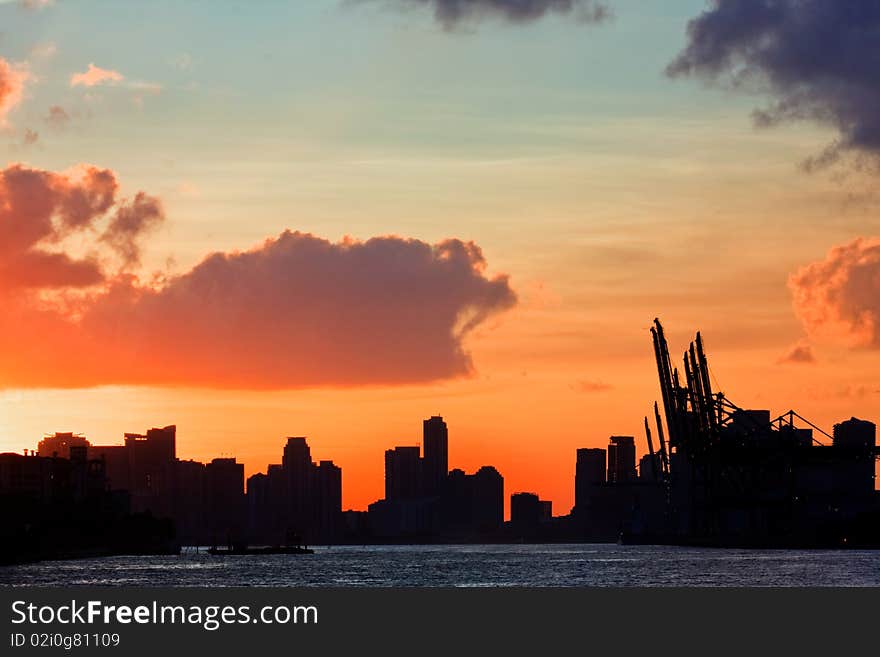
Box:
[0,165,516,390]
[0,163,162,291]
[70,63,124,88]
[572,380,613,393]
[0,58,29,125]
[789,237,880,347]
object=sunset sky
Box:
[1,0,879,513]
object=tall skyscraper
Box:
[313,460,342,541]
[384,446,422,500]
[124,425,177,517]
[575,447,606,511]
[205,457,245,544]
[471,466,504,531]
[607,436,636,484]
[283,437,314,537]
[423,415,448,497]
[832,418,877,496]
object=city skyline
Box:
[3,1,880,515]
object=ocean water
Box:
[2,544,880,587]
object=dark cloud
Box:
[668,1,880,166]
[100,192,165,267]
[366,0,610,28]
[789,237,880,348]
[777,341,815,365]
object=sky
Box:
[1,0,879,514]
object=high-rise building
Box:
[246,437,343,544]
[385,446,422,500]
[471,466,504,531]
[123,425,177,518]
[832,417,877,496]
[313,460,342,541]
[174,459,206,543]
[441,465,503,533]
[575,447,606,511]
[205,458,245,544]
[833,417,876,449]
[607,436,636,484]
[283,437,313,535]
[510,492,542,528]
[638,453,662,483]
[422,416,448,497]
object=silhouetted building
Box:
[205,458,245,545]
[341,510,369,540]
[540,500,552,521]
[247,437,342,544]
[370,417,505,540]
[0,451,176,564]
[511,492,546,529]
[834,417,876,450]
[174,459,206,543]
[472,466,504,531]
[313,460,342,542]
[124,425,177,518]
[368,497,436,538]
[385,446,422,501]
[639,453,662,483]
[283,437,313,536]
[441,466,504,534]
[423,416,448,497]
[607,436,636,484]
[575,447,605,512]
[36,432,89,459]
[89,445,129,491]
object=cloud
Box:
[572,379,613,393]
[0,58,29,126]
[777,340,815,365]
[70,63,124,88]
[21,128,38,145]
[44,105,70,129]
[789,237,880,348]
[0,163,162,291]
[19,0,55,9]
[0,166,516,389]
[667,1,880,167]
[364,0,611,28]
[99,192,164,267]
[29,42,57,60]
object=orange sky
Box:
[1,1,879,515]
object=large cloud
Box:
[0,163,163,290]
[0,58,29,126]
[668,1,880,166]
[0,165,516,389]
[365,0,610,28]
[789,237,880,348]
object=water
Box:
[3,544,880,587]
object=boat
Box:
[206,544,313,555]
